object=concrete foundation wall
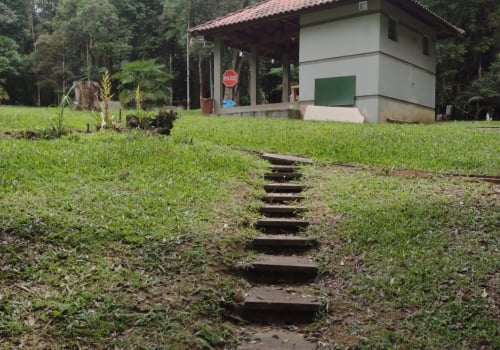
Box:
[379,97,435,123]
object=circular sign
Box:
[222,69,239,88]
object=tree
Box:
[0,36,22,102]
[422,0,500,119]
[32,32,73,95]
[51,0,132,81]
[114,59,172,109]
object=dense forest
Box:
[0,0,498,118]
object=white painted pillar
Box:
[282,53,290,103]
[250,45,258,106]
[213,34,223,114]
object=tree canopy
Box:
[0,0,498,118]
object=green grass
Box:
[0,107,498,349]
[307,166,498,349]
[176,114,500,175]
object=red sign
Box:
[222,69,238,88]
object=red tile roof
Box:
[190,0,463,37]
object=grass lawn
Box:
[0,106,498,349]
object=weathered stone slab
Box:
[255,218,309,229]
[248,254,318,275]
[269,165,301,173]
[259,205,307,216]
[264,183,305,193]
[238,330,316,350]
[261,152,313,165]
[264,172,302,181]
[252,234,316,248]
[262,193,305,203]
[243,286,321,312]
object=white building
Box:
[190,0,463,123]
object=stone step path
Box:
[261,193,305,203]
[268,164,301,173]
[243,286,321,312]
[259,204,307,216]
[252,234,316,249]
[261,152,314,165]
[237,152,319,349]
[264,183,305,193]
[264,172,302,181]
[238,330,316,350]
[246,254,318,275]
[255,218,310,230]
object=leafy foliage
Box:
[114,59,172,109]
[422,0,500,118]
[0,35,22,102]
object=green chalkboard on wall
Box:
[314,76,356,106]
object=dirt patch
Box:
[474,127,500,131]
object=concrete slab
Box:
[259,205,307,215]
[304,105,365,123]
[269,165,301,173]
[262,193,305,203]
[264,172,302,181]
[264,183,305,193]
[238,330,316,350]
[255,218,309,229]
[253,235,316,248]
[249,254,318,274]
[261,152,313,165]
[243,286,321,312]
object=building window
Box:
[388,18,397,41]
[423,36,429,56]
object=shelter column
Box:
[282,53,290,103]
[250,44,258,106]
[213,34,223,114]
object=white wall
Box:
[379,55,436,108]
[379,1,436,72]
[298,0,438,123]
[300,13,381,62]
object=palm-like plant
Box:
[114,59,172,109]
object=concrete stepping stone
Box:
[264,183,305,193]
[247,254,318,275]
[262,193,305,203]
[261,152,313,165]
[252,234,316,249]
[238,330,316,350]
[269,164,301,173]
[264,172,302,181]
[259,205,307,216]
[243,286,321,312]
[255,218,309,230]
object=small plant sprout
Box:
[135,85,142,111]
[49,84,75,137]
[99,69,113,128]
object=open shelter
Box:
[190,0,463,123]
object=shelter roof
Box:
[189,0,463,59]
